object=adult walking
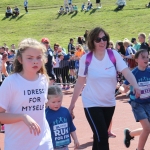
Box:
[24,0,28,13]
[69,27,140,150]
[41,38,55,82]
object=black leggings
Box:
[53,68,61,83]
[84,106,115,150]
[25,7,28,12]
[61,66,69,86]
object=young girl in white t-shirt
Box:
[0,38,53,150]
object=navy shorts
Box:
[130,101,150,122]
[69,61,75,69]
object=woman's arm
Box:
[121,68,140,98]
[0,107,41,135]
[69,76,86,112]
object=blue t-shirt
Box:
[45,107,76,149]
[124,67,150,103]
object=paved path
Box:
[0,90,150,150]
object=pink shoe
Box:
[108,132,116,138]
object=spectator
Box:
[116,41,126,55]
[68,38,76,82]
[5,6,12,18]
[24,0,28,13]
[58,52,71,90]
[53,44,62,84]
[131,38,141,51]
[68,0,72,5]
[77,36,84,45]
[138,33,149,52]
[58,6,65,14]
[7,49,15,74]
[96,0,102,9]
[115,0,126,10]
[12,6,19,17]
[145,2,150,8]
[108,41,115,50]
[84,29,89,42]
[41,37,56,82]
[73,5,78,13]
[87,0,93,11]
[81,2,86,11]
[123,39,137,70]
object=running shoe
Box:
[124,128,134,148]
[65,86,70,90]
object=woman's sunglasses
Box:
[94,36,107,43]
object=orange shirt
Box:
[75,49,85,58]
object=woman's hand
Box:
[22,114,41,136]
[69,104,75,119]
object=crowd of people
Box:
[0,27,150,150]
[5,0,28,18]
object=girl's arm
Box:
[0,107,41,135]
[71,131,79,149]
[121,68,140,98]
[69,76,86,113]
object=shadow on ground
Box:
[78,142,93,149]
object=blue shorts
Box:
[130,101,150,122]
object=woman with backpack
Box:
[69,27,141,150]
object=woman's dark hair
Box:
[87,27,110,51]
[117,42,126,55]
[77,37,83,45]
[135,49,148,59]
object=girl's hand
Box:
[74,139,79,150]
[134,86,141,98]
[22,114,41,136]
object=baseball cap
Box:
[41,38,50,43]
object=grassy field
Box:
[0,0,149,49]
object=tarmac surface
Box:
[0,90,150,150]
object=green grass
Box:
[0,0,149,48]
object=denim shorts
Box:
[130,101,150,122]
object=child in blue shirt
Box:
[46,85,79,150]
[120,49,150,150]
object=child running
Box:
[46,85,79,150]
[0,38,53,150]
[120,49,150,150]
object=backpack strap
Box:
[84,49,117,75]
[107,49,116,69]
[84,51,93,75]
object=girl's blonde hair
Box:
[48,85,63,99]
[13,38,48,76]
[76,44,84,51]
[123,38,131,48]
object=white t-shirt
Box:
[0,55,2,82]
[53,57,60,68]
[78,50,127,107]
[0,73,53,150]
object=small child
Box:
[46,85,79,150]
[73,5,78,13]
[81,3,86,11]
[58,6,65,14]
[120,49,150,150]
